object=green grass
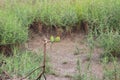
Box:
[82,0,120,34]
[97,31,120,58]
[0,48,51,80]
[74,58,120,80]
[0,9,28,45]
[0,0,120,79]
[0,0,38,45]
[0,0,85,45]
[0,0,120,45]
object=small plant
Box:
[74,59,98,80]
[98,31,120,58]
[74,46,80,55]
[102,58,120,80]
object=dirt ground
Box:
[26,33,103,80]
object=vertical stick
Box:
[36,39,49,80]
[43,39,47,71]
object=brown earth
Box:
[25,32,103,80]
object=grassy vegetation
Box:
[74,58,120,80]
[0,9,28,45]
[0,0,81,45]
[85,0,120,57]
[0,0,120,44]
[97,32,120,58]
[0,0,120,79]
[0,48,51,79]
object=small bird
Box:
[55,36,60,42]
[50,35,55,43]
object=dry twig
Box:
[20,38,50,80]
[36,38,50,80]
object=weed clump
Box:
[98,31,120,58]
[0,49,50,79]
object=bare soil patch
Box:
[26,32,103,80]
